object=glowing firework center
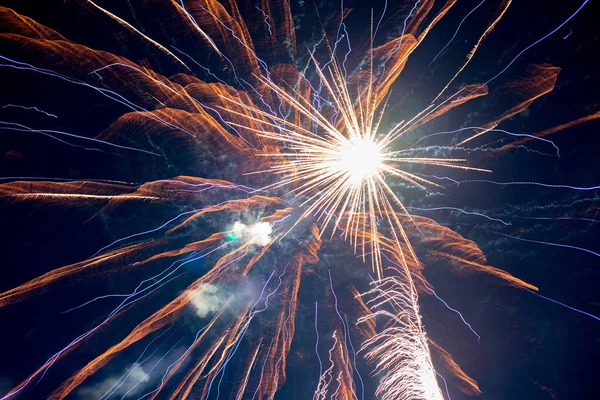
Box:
[337,137,384,183]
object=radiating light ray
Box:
[525,289,600,322]
[0,120,160,155]
[197,3,269,74]
[85,0,191,70]
[62,247,221,313]
[2,104,58,118]
[451,179,600,191]
[498,215,600,224]
[0,177,136,184]
[328,270,358,399]
[410,206,600,226]
[121,337,184,399]
[436,371,452,400]
[172,0,225,57]
[455,0,590,146]
[408,126,561,156]
[488,230,600,258]
[421,0,487,75]
[136,304,228,400]
[380,250,481,342]
[0,56,201,139]
[171,46,228,85]
[253,338,275,400]
[314,301,324,388]
[210,265,289,398]
[99,322,179,400]
[4,193,158,201]
[224,48,491,278]
[432,0,512,104]
[344,315,365,400]
[359,268,444,400]
[255,5,273,36]
[90,208,204,258]
[408,206,512,226]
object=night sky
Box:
[1,1,599,399]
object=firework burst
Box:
[227,52,490,278]
[0,1,597,399]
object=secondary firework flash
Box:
[0,1,597,399]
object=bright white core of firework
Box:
[337,137,383,182]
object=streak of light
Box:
[85,0,190,70]
[525,289,600,322]
[408,206,511,226]
[451,179,600,191]
[488,230,600,258]
[2,104,57,118]
[381,251,481,342]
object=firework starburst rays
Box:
[217,52,490,277]
[231,56,489,278]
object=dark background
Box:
[1,0,599,399]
